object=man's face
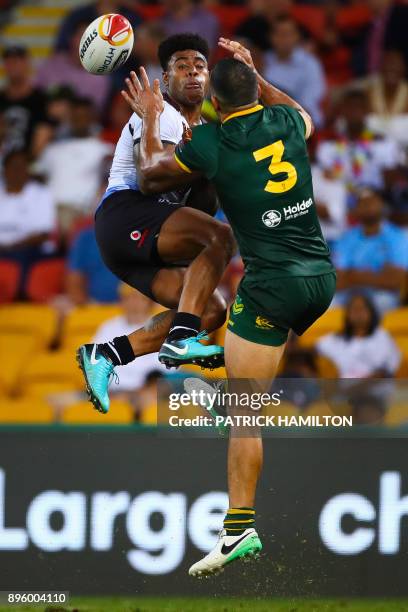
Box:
[381,51,406,87]
[271,21,299,56]
[4,153,29,186]
[356,192,384,225]
[70,104,93,136]
[3,55,30,83]
[163,49,209,107]
[342,95,368,130]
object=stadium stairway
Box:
[0,0,85,84]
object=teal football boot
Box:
[158,331,224,370]
[76,344,118,414]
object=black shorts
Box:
[95,189,184,299]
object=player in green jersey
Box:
[122,38,336,576]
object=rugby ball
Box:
[79,13,134,75]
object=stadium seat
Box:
[0,304,57,348]
[61,399,133,424]
[0,260,20,303]
[0,398,54,424]
[0,334,39,394]
[62,304,121,348]
[383,308,408,335]
[317,355,338,378]
[298,307,344,346]
[26,258,65,302]
[20,350,83,393]
[384,403,408,427]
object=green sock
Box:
[223,507,255,536]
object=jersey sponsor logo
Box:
[262,198,314,228]
[283,197,314,221]
[262,210,282,228]
[255,316,275,330]
[130,230,141,241]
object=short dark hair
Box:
[158,33,209,70]
[210,58,258,109]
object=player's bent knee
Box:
[212,223,236,258]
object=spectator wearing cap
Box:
[334,189,408,313]
[35,97,113,233]
[263,16,326,127]
[316,89,403,206]
[35,22,110,114]
[0,149,56,295]
[0,46,53,158]
[54,0,141,53]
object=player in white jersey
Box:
[77,34,236,414]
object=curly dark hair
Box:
[158,33,209,71]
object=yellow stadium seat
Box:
[22,382,81,400]
[61,399,133,424]
[298,307,344,346]
[180,364,227,379]
[62,305,121,348]
[384,402,408,427]
[396,356,408,378]
[316,355,338,378]
[140,402,158,425]
[0,334,40,394]
[0,398,54,423]
[20,350,83,391]
[395,336,408,358]
[383,308,408,335]
[0,304,57,347]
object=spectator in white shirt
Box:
[312,164,347,246]
[0,148,56,295]
[93,283,167,404]
[317,293,401,379]
[263,16,326,127]
[36,97,112,234]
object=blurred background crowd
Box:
[0,0,408,427]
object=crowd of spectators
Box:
[1,0,408,403]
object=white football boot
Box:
[189,528,262,577]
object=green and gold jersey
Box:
[175,104,334,280]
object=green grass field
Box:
[1,598,408,612]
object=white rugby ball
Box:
[79,13,134,75]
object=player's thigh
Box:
[157,206,235,264]
[225,329,286,382]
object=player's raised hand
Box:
[218,38,256,72]
[121,67,164,118]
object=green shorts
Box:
[227,272,337,347]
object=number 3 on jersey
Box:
[253,140,297,194]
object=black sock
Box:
[168,312,201,341]
[99,335,135,366]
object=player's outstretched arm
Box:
[121,68,202,194]
[218,38,314,139]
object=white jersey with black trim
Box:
[107,101,189,194]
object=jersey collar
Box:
[222,104,264,124]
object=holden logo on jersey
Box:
[130,230,141,241]
[262,210,282,228]
[283,197,313,221]
[98,14,132,47]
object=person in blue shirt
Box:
[67,225,119,304]
[334,188,408,313]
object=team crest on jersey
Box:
[130,230,141,241]
[232,297,244,315]
[262,210,281,228]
